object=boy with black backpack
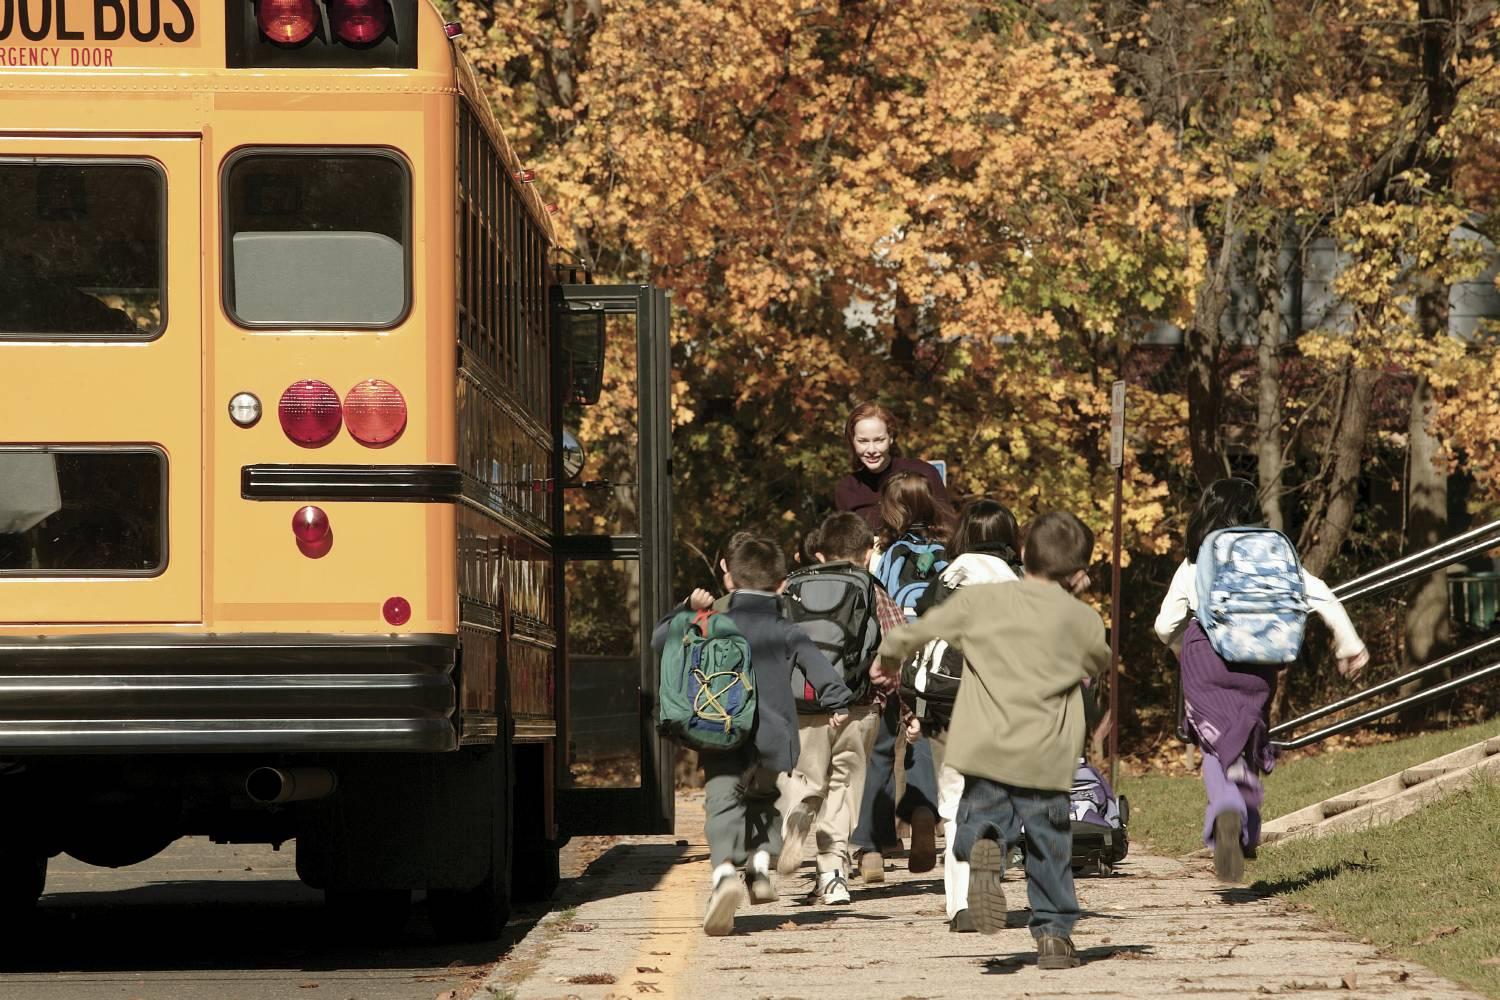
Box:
[776,512,907,905]
[654,533,854,936]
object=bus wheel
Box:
[510,840,560,903]
[0,850,46,924]
[324,888,412,942]
[428,873,510,942]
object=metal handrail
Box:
[1268,632,1500,738]
[1272,657,1500,751]
[1257,519,1500,750]
[1331,518,1500,604]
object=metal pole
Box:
[1110,464,1122,789]
[1268,631,1500,737]
[1107,380,1125,790]
[1272,657,1500,751]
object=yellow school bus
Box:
[0,0,675,938]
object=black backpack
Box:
[781,561,880,709]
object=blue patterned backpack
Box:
[1194,527,1310,665]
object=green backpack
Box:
[656,609,756,752]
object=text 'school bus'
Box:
[0,0,675,938]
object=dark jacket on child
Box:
[654,590,853,774]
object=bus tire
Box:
[510,840,560,903]
[428,872,510,942]
[0,850,46,924]
[324,888,412,941]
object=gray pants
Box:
[703,750,785,868]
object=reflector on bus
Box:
[229,0,415,69]
[328,0,390,45]
[258,0,318,45]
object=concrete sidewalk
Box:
[487,791,1482,999]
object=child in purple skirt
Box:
[1154,479,1369,882]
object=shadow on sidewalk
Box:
[979,943,1155,973]
[1212,857,1378,905]
[552,842,691,911]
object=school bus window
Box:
[0,160,164,340]
[0,448,166,576]
[223,149,410,328]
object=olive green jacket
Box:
[878,578,1108,791]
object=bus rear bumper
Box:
[0,633,457,753]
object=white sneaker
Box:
[703,868,742,936]
[777,801,816,876]
[818,868,851,905]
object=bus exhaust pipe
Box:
[245,767,338,805]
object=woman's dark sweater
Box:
[834,456,952,530]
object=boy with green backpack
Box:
[654,533,853,936]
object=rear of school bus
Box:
[0,0,521,937]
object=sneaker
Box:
[908,806,937,874]
[777,801,816,876]
[966,838,1007,935]
[818,869,851,905]
[746,869,776,905]
[857,850,885,884]
[1212,812,1245,883]
[948,908,977,933]
[1036,934,1082,969]
[702,874,742,936]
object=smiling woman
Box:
[833,401,952,531]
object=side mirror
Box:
[559,307,605,406]
[561,428,587,482]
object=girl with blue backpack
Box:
[851,471,951,880]
[1153,478,1369,882]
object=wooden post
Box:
[1108,381,1126,790]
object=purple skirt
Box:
[1179,620,1278,773]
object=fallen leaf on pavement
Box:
[777,920,798,931]
[1341,974,1357,990]
[762,947,808,955]
[297,985,318,990]
[567,974,617,985]
[636,967,662,974]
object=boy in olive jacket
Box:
[876,512,1108,969]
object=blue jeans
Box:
[852,696,939,852]
[953,775,1080,939]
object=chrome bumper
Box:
[0,633,457,753]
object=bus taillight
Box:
[343,379,407,447]
[279,380,342,447]
[257,0,318,45]
[292,506,333,558]
[328,0,390,45]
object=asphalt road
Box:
[0,838,525,1000]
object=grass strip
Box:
[1122,720,1500,859]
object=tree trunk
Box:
[1404,375,1451,665]
[1299,365,1379,578]
[1186,216,1239,487]
[1254,234,1286,532]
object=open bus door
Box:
[552,285,675,835]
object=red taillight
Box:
[328,0,389,44]
[343,379,407,447]
[257,0,317,44]
[383,596,411,626]
[292,505,333,558]
[279,380,342,447]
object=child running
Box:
[1154,478,1368,882]
[776,512,907,905]
[907,498,1022,932]
[877,511,1107,969]
[654,533,853,936]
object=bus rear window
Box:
[0,160,164,339]
[0,448,166,576]
[224,151,410,328]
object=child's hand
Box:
[904,715,922,741]
[1337,648,1370,679]
[828,711,850,730]
[869,657,900,691]
[688,588,715,611]
[1067,569,1091,596]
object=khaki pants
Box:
[777,704,879,873]
[929,729,969,920]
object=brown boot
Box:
[908,806,937,874]
[1036,934,1081,969]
